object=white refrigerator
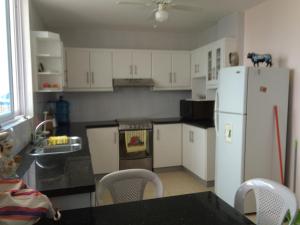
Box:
[214,66,289,211]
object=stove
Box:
[117,118,153,171]
[118,119,152,131]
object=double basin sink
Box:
[29,136,82,156]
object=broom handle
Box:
[294,140,298,192]
[274,105,284,184]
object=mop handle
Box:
[274,105,284,184]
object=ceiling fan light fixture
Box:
[155,10,168,22]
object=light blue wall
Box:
[63,88,190,122]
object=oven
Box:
[118,119,153,171]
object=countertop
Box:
[17,121,118,197]
[36,192,254,225]
[17,118,214,197]
[153,117,214,129]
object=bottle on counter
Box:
[55,96,70,126]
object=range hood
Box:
[113,79,155,87]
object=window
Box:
[0,0,33,125]
[0,0,14,121]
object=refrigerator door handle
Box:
[214,89,219,135]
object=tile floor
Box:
[98,168,256,223]
[99,168,214,205]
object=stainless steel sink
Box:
[29,136,82,156]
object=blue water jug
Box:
[55,96,70,125]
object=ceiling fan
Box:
[116,0,202,24]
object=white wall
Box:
[63,89,190,122]
[196,12,245,63]
[52,28,198,50]
[244,0,300,202]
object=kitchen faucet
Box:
[33,119,57,145]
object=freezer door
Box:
[215,112,246,207]
[218,66,248,114]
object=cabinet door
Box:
[90,50,113,89]
[152,52,172,88]
[66,48,90,88]
[191,50,200,78]
[182,124,193,171]
[132,51,151,78]
[113,51,132,78]
[87,127,119,174]
[192,127,206,179]
[153,124,182,168]
[172,52,191,88]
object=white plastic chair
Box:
[234,178,298,225]
[96,169,163,206]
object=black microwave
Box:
[180,100,215,122]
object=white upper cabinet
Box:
[132,51,151,78]
[191,48,206,79]
[152,51,191,90]
[172,53,191,88]
[113,50,132,79]
[66,48,90,89]
[152,51,172,89]
[65,48,113,91]
[206,38,237,89]
[113,50,151,79]
[90,50,113,89]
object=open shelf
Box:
[32,31,64,92]
[37,71,62,76]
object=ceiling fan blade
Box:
[116,0,153,7]
[169,4,202,12]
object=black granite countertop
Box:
[152,117,214,129]
[17,121,119,197]
[36,192,254,225]
[17,118,213,198]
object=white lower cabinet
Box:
[153,124,182,168]
[87,127,119,174]
[182,124,215,182]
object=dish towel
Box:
[0,179,61,225]
[125,130,147,153]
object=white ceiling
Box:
[32,0,266,32]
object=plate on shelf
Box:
[38,71,61,76]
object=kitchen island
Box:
[36,192,254,225]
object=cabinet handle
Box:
[169,72,172,83]
[212,67,216,79]
[194,64,197,73]
[157,129,160,141]
[91,72,94,84]
[197,64,199,73]
[130,65,133,75]
[189,130,194,143]
[86,72,89,84]
[191,131,194,143]
[173,72,176,83]
[114,132,117,144]
[134,65,137,75]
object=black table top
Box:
[37,192,254,225]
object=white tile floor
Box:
[98,168,257,223]
[99,168,213,205]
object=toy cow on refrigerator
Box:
[247,52,272,67]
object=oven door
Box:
[119,129,153,160]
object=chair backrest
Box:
[96,169,163,206]
[234,178,298,225]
